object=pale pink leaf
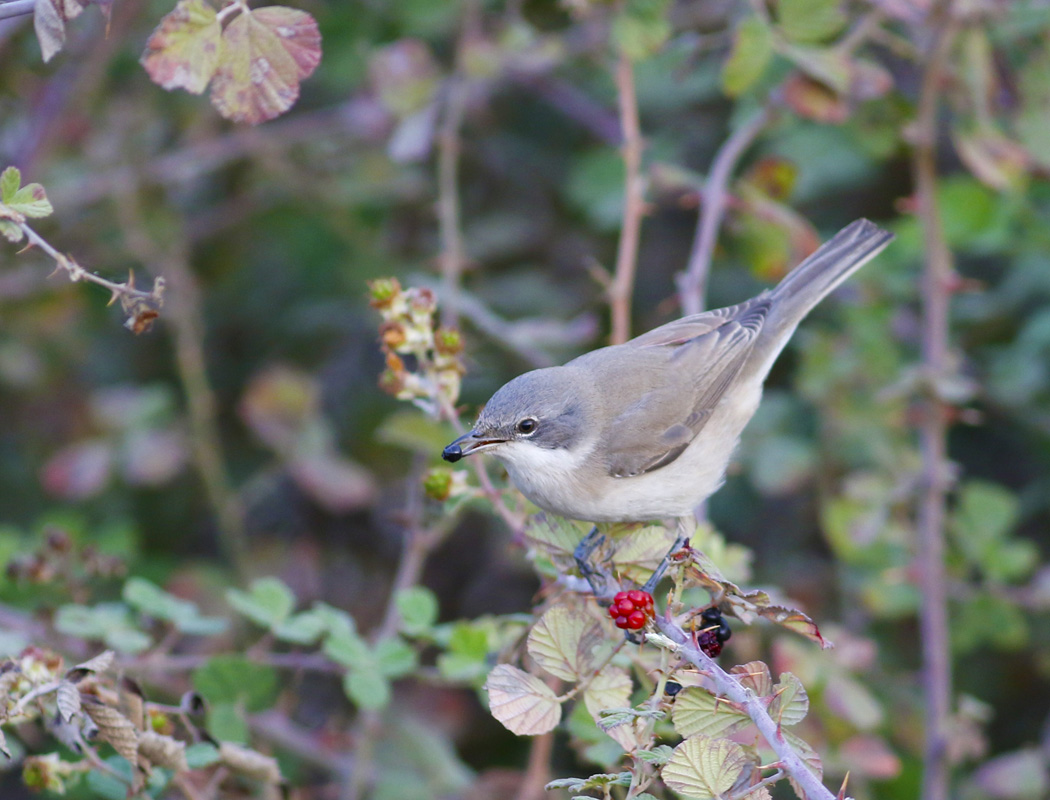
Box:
[140,0,222,95]
[484,664,561,736]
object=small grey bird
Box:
[443,219,893,534]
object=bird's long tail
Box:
[768,218,894,332]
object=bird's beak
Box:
[442,431,506,462]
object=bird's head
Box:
[442,368,590,465]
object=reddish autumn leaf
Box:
[140,0,223,95]
[210,6,321,125]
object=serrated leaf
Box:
[778,0,846,44]
[527,604,601,681]
[0,220,22,243]
[209,6,321,125]
[395,586,439,635]
[662,734,749,798]
[611,525,679,582]
[523,515,588,559]
[83,701,139,765]
[343,669,390,711]
[780,45,851,94]
[731,661,773,696]
[485,664,562,736]
[68,650,115,680]
[722,16,773,97]
[756,605,830,648]
[6,183,53,219]
[311,601,356,639]
[0,167,19,201]
[583,667,632,719]
[226,577,295,627]
[635,744,674,765]
[140,0,222,95]
[56,682,81,723]
[768,673,809,726]
[672,688,750,738]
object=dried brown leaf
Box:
[219,741,282,783]
[138,731,189,772]
[55,681,81,723]
[731,661,773,696]
[83,701,139,765]
[67,650,115,682]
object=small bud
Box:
[44,526,72,554]
[378,369,404,396]
[434,327,463,356]
[368,277,402,309]
[408,287,436,314]
[380,321,407,350]
[423,468,454,501]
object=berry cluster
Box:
[608,589,655,630]
[696,607,732,657]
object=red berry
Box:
[626,611,647,630]
[614,591,629,603]
[627,589,646,604]
[608,605,621,619]
[614,616,630,630]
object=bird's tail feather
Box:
[768,218,894,333]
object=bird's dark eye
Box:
[516,418,538,435]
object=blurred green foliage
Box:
[1,0,1050,798]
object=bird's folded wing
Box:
[604,299,769,478]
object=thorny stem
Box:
[912,5,959,800]
[609,54,644,345]
[18,221,162,307]
[677,108,770,318]
[0,0,33,21]
[654,616,836,800]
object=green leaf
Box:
[0,167,21,202]
[778,0,846,44]
[206,701,249,744]
[612,0,671,61]
[226,577,296,628]
[484,664,562,736]
[768,673,809,726]
[376,637,417,678]
[721,16,774,97]
[344,669,391,711]
[323,630,371,668]
[140,0,222,95]
[87,757,135,800]
[526,604,601,681]
[5,181,52,219]
[437,621,491,681]
[185,742,221,769]
[54,603,152,655]
[672,688,750,738]
[192,655,278,712]
[395,586,439,635]
[780,45,852,93]
[311,601,357,639]
[272,610,328,645]
[661,734,750,798]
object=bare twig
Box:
[0,0,34,22]
[437,77,469,328]
[676,108,770,318]
[911,5,960,800]
[18,220,163,309]
[655,617,836,800]
[609,54,645,345]
[513,728,554,800]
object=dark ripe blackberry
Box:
[698,629,723,657]
[717,623,732,642]
[664,680,683,697]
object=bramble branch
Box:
[654,616,837,800]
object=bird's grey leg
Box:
[574,526,610,598]
[641,518,690,595]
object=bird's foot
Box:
[574,526,612,598]
[641,532,689,595]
